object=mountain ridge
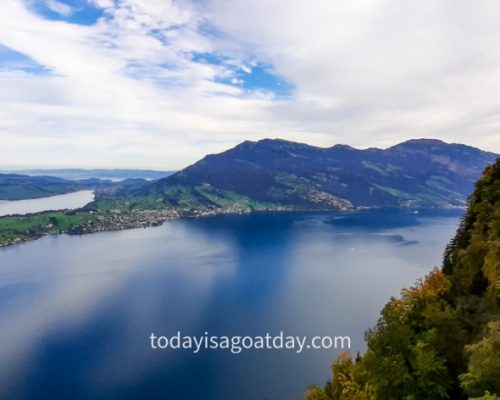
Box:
[117,138,498,210]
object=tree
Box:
[469,392,499,400]
[305,384,328,400]
[460,321,500,397]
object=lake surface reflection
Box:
[0,209,462,400]
[0,190,95,216]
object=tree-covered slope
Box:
[130,138,497,210]
[306,159,500,400]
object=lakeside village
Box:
[0,203,293,248]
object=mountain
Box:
[3,168,173,181]
[121,138,498,210]
[0,173,152,201]
[0,174,83,200]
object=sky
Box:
[1,0,500,169]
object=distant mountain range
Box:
[0,174,83,200]
[113,138,498,210]
[0,174,159,201]
[0,169,174,201]
[3,169,173,181]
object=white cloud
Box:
[45,0,74,16]
[0,0,499,169]
[208,0,500,146]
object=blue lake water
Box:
[0,190,95,216]
[0,209,462,400]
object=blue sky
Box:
[0,45,50,74]
[31,0,104,25]
[0,0,499,169]
[192,52,293,96]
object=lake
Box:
[0,190,95,216]
[0,209,462,400]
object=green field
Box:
[0,212,95,244]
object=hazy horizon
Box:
[1,136,498,171]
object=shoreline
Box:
[0,204,294,248]
[0,204,465,249]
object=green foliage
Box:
[460,322,500,397]
[444,160,500,307]
[362,269,462,399]
[0,212,95,243]
[96,196,167,211]
[305,384,329,400]
[325,352,371,400]
[117,183,278,211]
[469,392,499,400]
[194,184,278,210]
